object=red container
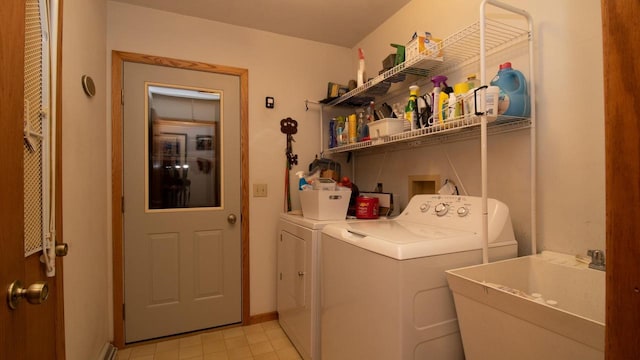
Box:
[355,196,379,219]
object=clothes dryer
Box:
[277,212,349,359]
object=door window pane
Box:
[146,84,222,210]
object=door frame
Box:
[111,51,249,347]
[602,0,640,356]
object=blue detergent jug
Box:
[490,62,530,117]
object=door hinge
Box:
[120,89,124,105]
[122,304,125,320]
[121,196,125,213]
[279,272,282,280]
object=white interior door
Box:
[123,61,242,342]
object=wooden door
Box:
[602,0,640,357]
[0,0,64,359]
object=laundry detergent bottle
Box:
[490,62,530,117]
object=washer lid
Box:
[322,220,481,260]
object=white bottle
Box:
[484,86,500,121]
[448,91,457,120]
[357,48,366,87]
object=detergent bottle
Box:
[489,62,530,117]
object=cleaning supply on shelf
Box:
[452,82,471,119]
[405,85,420,130]
[367,101,375,122]
[348,113,357,143]
[430,75,448,125]
[447,89,457,120]
[416,92,430,128]
[341,120,349,145]
[439,86,453,123]
[390,43,405,65]
[335,116,346,146]
[490,62,530,117]
[466,74,479,89]
[329,118,337,148]
[357,48,366,87]
[295,171,313,190]
[357,112,369,141]
[484,86,500,120]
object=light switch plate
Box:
[254,184,268,197]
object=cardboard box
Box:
[299,189,351,220]
[405,32,442,60]
[368,118,406,139]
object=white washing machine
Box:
[277,212,350,360]
[320,194,518,360]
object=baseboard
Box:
[247,311,278,325]
[97,342,117,360]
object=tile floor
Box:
[116,320,302,360]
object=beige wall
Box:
[60,1,604,356]
[106,1,353,317]
[61,0,109,358]
[351,0,605,256]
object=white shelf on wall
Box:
[324,18,529,108]
[326,116,530,154]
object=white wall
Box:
[351,0,604,256]
[106,1,353,317]
[61,0,110,358]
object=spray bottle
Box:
[357,48,366,87]
[430,75,448,125]
[295,171,312,190]
[405,85,420,130]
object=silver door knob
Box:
[6,280,49,310]
[227,214,237,224]
[55,243,69,257]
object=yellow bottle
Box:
[348,113,357,143]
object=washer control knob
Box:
[435,203,448,216]
[419,203,430,213]
[457,206,469,217]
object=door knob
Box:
[55,243,69,257]
[6,280,49,310]
[227,214,237,224]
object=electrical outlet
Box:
[254,184,268,197]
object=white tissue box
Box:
[299,189,351,220]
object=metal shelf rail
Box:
[327,18,529,108]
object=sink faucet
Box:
[587,249,606,271]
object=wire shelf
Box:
[325,116,531,154]
[326,19,529,107]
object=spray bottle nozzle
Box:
[431,75,449,89]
